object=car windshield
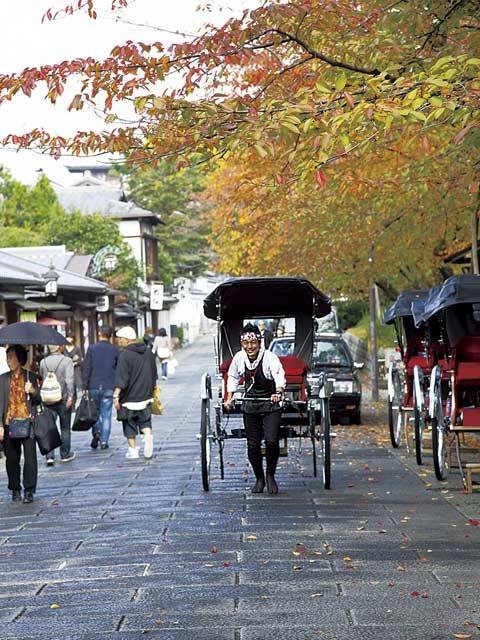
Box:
[313,340,350,367]
[269,338,295,357]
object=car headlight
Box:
[333,380,353,394]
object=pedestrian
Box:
[258,320,274,349]
[143,327,155,350]
[82,325,119,450]
[152,327,172,380]
[64,331,83,402]
[114,326,157,460]
[39,344,75,465]
[0,345,42,503]
[224,323,286,495]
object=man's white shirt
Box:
[227,350,286,393]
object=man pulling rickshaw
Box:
[224,323,285,494]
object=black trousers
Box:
[243,411,282,478]
[4,433,38,493]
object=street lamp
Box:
[43,261,59,296]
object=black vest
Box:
[243,356,277,414]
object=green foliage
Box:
[0,169,139,290]
[348,313,396,350]
[336,300,369,331]
[123,161,212,283]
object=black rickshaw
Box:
[201,276,333,491]
[384,290,430,462]
[421,275,480,483]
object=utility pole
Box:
[368,247,379,402]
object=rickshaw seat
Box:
[406,355,429,376]
[454,336,480,385]
[279,355,308,384]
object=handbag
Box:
[156,347,171,360]
[8,417,32,439]
[33,409,61,455]
[72,393,99,431]
[151,385,164,415]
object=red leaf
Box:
[468,519,479,526]
[410,591,420,597]
[222,561,231,568]
[211,546,218,554]
[315,170,327,188]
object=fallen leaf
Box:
[222,561,231,568]
[468,519,480,527]
[246,535,258,541]
[343,556,353,562]
[211,546,218,554]
[452,634,472,639]
[410,591,420,597]
[311,593,323,598]
[50,604,61,609]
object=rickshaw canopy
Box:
[422,275,480,322]
[204,277,331,320]
[204,277,331,364]
[384,290,429,325]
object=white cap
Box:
[116,326,137,341]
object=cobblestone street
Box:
[0,335,479,640]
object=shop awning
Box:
[15,300,71,311]
[37,317,68,327]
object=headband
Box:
[241,331,260,342]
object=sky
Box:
[0,0,261,182]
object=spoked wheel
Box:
[200,397,212,491]
[309,405,318,478]
[320,398,331,489]
[216,406,225,480]
[430,370,448,480]
[388,365,404,448]
[413,365,425,466]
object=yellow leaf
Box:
[343,556,352,562]
[246,535,258,541]
[335,74,347,91]
[50,603,61,609]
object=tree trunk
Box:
[472,182,480,275]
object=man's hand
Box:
[0,425,4,442]
[24,381,34,395]
[114,398,121,412]
[223,399,234,413]
[66,397,73,409]
[270,392,283,404]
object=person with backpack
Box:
[39,344,75,466]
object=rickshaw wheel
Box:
[413,365,425,465]
[388,367,403,448]
[431,412,448,481]
[321,398,331,489]
[308,406,318,478]
[414,403,424,466]
[200,398,212,491]
[215,407,225,480]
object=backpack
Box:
[40,359,63,405]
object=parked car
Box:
[269,333,363,424]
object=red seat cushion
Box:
[457,362,480,383]
[279,355,308,385]
[219,360,232,375]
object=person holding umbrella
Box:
[0,345,42,503]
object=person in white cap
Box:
[113,326,157,459]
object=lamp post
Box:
[43,261,59,297]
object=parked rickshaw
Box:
[384,290,430,462]
[421,275,480,482]
[201,276,333,491]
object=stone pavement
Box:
[0,334,479,640]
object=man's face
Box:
[241,337,260,359]
[117,337,129,349]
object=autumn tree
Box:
[0,0,478,293]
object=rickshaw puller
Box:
[225,323,286,494]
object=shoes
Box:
[100,442,109,450]
[143,433,154,459]
[162,376,167,380]
[23,491,34,504]
[251,477,265,494]
[90,432,100,449]
[266,474,279,495]
[12,490,22,502]
[61,452,76,462]
[46,459,55,467]
[125,447,139,459]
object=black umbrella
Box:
[0,322,67,346]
